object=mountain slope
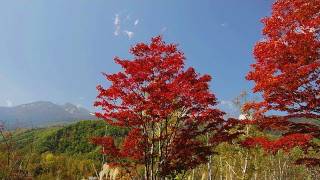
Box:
[0,101,95,129]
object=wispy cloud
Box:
[219,100,239,118]
[221,23,228,27]
[134,19,139,26]
[114,14,121,36]
[124,30,134,39]
[113,13,138,39]
[220,100,235,109]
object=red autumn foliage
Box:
[242,133,313,154]
[120,128,144,161]
[245,0,320,117]
[295,158,320,167]
[245,0,320,160]
[253,115,320,138]
[93,36,235,178]
[91,136,119,159]
[244,0,320,167]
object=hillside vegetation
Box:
[1,119,319,179]
[0,120,127,179]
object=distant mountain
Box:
[0,101,95,129]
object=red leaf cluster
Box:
[242,133,313,154]
[91,136,120,159]
[120,128,144,161]
[246,0,320,116]
[253,115,320,138]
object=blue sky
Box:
[0,0,273,115]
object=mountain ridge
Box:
[0,101,95,129]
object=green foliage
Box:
[9,120,127,157]
[0,120,128,179]
[25,152,98,179]
[37,120,106,154]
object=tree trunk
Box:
[206,133,212,180]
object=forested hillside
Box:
[0,120,127,179]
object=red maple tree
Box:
[93,36,236,178]
[244,0,320,165]
[246,0,320,117]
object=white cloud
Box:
[124,30,134,39]
[220,100,233,107]
[239,114,253,120]
[220,100,238,113]
[221,23,228,27]
[113,13,139,39]
[114,27,120,36]
[161,27,167,32]
[5,100,13,107]
[134,19,139,26]
[114,14,121,36]
[114,14,120,25]
[238,114,246,120]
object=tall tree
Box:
[92,36,233,179]
[246,0,320,117]
[245,0,320,165]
